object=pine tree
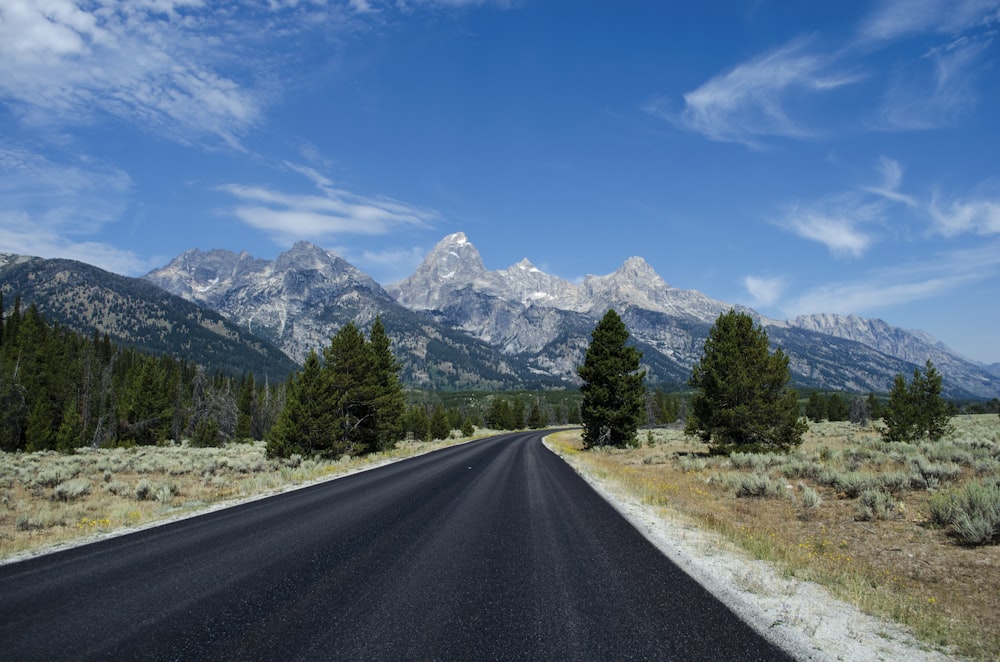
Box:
[826,393,849,422]
[805,391,827,422]
[686,309,806,453]
[527,399,548,429]
[368,316,405,451]
[235,372,255,441]
[881,360,953,442]
[578,309,646,448]
[429,404,451,440]
[325,323,376,455]
[267,351,335,457]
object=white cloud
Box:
[875,35,991,131]
[858,0,1000,43]
[663,38,861,147]
[743,275,788,307]
[220,163,439,245]
[785,240,1000,315]
[863,156,919,207]
[0,2,276,147]
[0,216,153,275]
[774,196,879,258]
[929,196,1000,236]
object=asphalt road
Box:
[0,432,792,661]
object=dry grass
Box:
[547,415,1000,660]
[0,430,496,563]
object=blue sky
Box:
[1,1,999,364]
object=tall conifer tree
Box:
[577,309,646,448]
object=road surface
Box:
[0,431,792,660]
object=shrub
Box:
[929,480,1000,545]
[856,489,898,521]
[52,478,92,501]
[133,478,154,500]
[725,473,784,498]
[801,486,822,510]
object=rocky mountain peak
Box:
[422,232,487,279]
[387,232,489,309]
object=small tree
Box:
[805,391,826,422]
[881,360,953,442]
[429,404,451,440]
[577,309,646,448]
[686,309,806,454]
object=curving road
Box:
[0,431,791,661]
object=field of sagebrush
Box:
[0,433,490,563]
[547,415,1000,660]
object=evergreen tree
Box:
[429,404,451,440]
[880,360,953,442]
[235,373,255,441]
[805,391,827,422]
[686,309,806,453]
[577,309,646,448]
[826,393,849,422]
[325,323,377,455]
[866,392,882,420]
[368,316,405,451]
[405,404,431,441]
[527,399,548,429]
[266,351,334,457]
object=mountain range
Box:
[144,232,999,399]
[2,234,997,398]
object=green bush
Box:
[52,478,92,501]
[928,479,1000,545]
[725,473,784,498]
[856,489,898,521]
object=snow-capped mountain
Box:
[142,234,1000,398]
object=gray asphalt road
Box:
[0,431,792,661]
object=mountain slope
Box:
[389,234,1000,398]
[146,242,560,390]
[0,255,298,379]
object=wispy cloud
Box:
[773,194,882,258]
[655,37,860,147]
[0,141,152,274]
[875,35,993,130]
[220,162,439,245]
[785,239,1000,315]
[929,194,1000,236]
[0,1,272,148]
[660,0,1000,146]
[863,156,919,206]
[858,0,1000,43]
[743,275,788,307]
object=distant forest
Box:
[1,295,685,453]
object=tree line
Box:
[576,308,961,453]
[1,292,972,457]
[0,295,282,452]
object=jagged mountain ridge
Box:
[145,242,561,390]
[137,233,1000,398]
[387,233,999,398]
[0,255,299,379]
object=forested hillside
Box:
[0,295,282,452]
[0,255,298,380]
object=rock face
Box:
[141,234,1000,398]
[146,241,551,390]
[388,234,999,398]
